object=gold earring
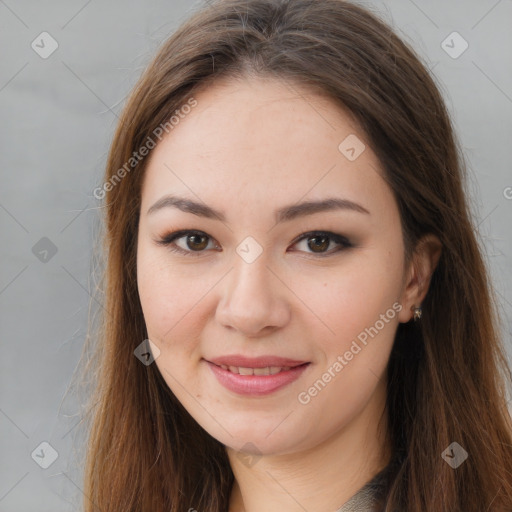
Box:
[411,304,422,321]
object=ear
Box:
[397,233,442,323]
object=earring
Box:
[411,304,422,321]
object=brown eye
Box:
[156,230,217,256]
[307,235,330,253]
[157,229,351,258]
[292,231,353,256]
[186,233,209,251]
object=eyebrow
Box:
[146,195,370,223]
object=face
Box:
[136,76,411,456]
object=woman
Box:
[81,0,512,510]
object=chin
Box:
[198,411,313,455]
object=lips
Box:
[219,365,292,375]
[205,354,310,395]
[208,354,308,368]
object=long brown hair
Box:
[79,0,512,510]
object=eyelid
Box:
[290,230,352,248]
[155,229,220,255]
[288,231,353,258]
[156,229,353,257]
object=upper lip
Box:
[207,355,309,368]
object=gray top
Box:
[337,465,391,512]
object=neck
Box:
[227,383,391,512]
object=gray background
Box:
[0,0,511,510]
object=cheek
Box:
[295,272,399,430]
[291,255,403,350]
[136,248,205,348]
[137,254,207,398]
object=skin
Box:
[136,75,441,512]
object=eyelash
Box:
[155,229,353,257]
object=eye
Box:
[156,229,352,257]
[290,231,353,256]
[155,230,219,256]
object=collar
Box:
[336,464,391,512]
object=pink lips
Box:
[208,354,308,368]
[205,354,310,396]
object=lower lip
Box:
[206,361,310,396]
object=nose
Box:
[215,254,291,337]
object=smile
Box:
[219,365,292,375]
[205,358,310,396]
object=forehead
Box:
[141,76,389,215]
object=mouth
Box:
[205,355,311,396]
[207,354,308,368]
[216,365,298,376]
